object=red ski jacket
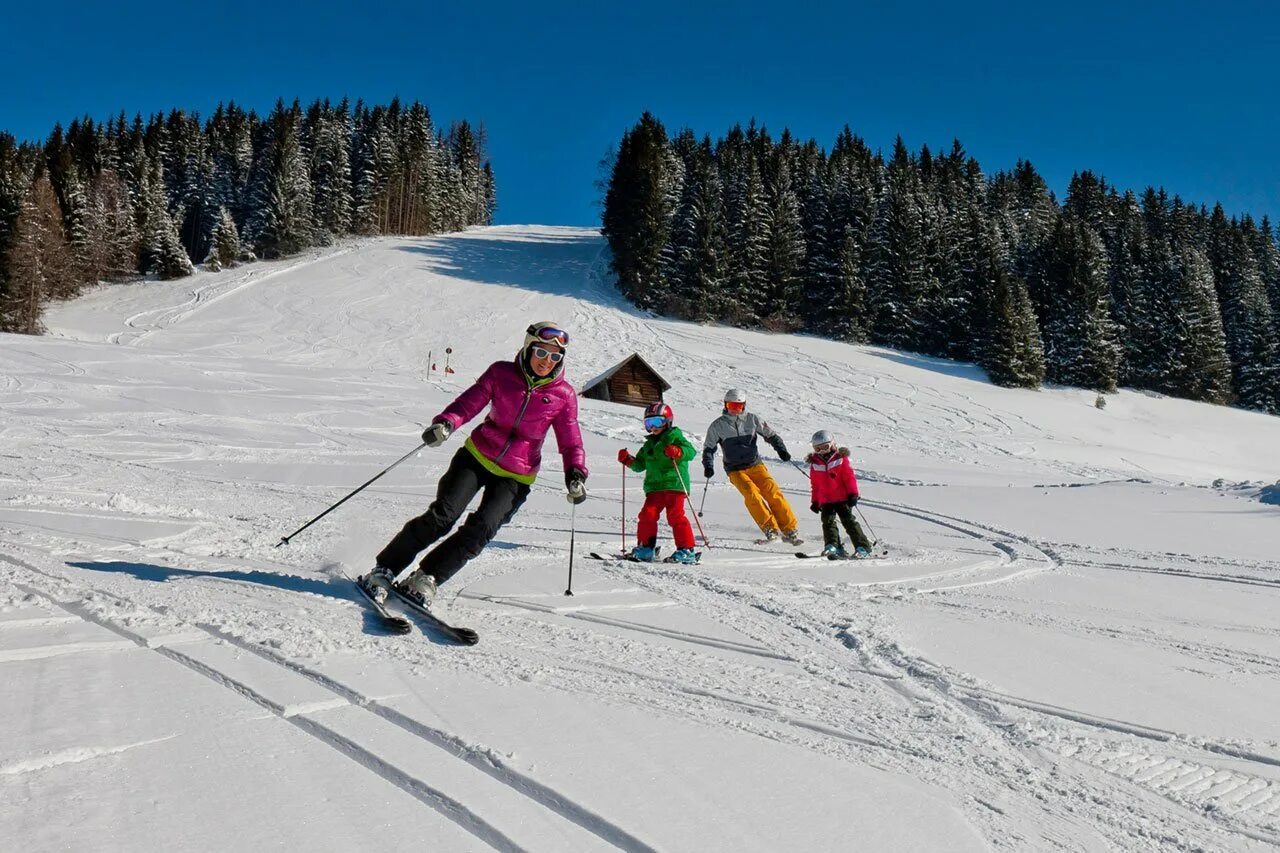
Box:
[807,447,860,505]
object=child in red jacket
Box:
[806,430,874,558]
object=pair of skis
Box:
[351,574,478,645]
[794,546,890,560]
[587,548,703,565]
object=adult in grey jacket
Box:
[702,389,800,543]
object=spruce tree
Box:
[307,98,353,241]
[140,158,195,280]
[204,207,241,270]
[976,232,1045,388]
[867,137,925,350]
[601,113,680,311]
[799,157,839,334]
[762,155,805,329]
[1208,206,1280,411]
[1033,217,1119,390]
[243,101,315,258]
[1164,245,1232,402]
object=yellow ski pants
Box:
[727,463,797,534]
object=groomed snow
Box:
[2,226,1278,851]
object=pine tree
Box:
[1163,244,1232,402]
[1032,217,1119,390]
[761,155,806,330]
[1102,190,1153,388]
[976,231,1045,388]
[203,207,241,270]
[1208,206,1280,412]
[661,137,726,320]
[140,158,194,280]
[1251,216,1280,339]
[306,99,353,242]
[867,137,925,349]
[1,175,73,333]
[601,113,680,311]
[730,153,770,325]
[799,156,839,334]
[243,100,315,258]
[82,169,139,281]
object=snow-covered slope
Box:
[3,226,1279,851]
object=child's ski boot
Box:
[854,545,873,559]
[628,545,657,562]
[669,548,700,565]
[357,566,397,604]
[396,569,438,605]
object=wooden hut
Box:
[580,354,670,408]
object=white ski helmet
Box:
[724,388,747,404]
[811,430,835,450]
[523,321,570,353]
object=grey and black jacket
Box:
[702,411,790,476]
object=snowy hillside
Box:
[3,226,1279,851]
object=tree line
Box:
[602,113,1280,414]
[0,97,496,334]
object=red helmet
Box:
[643,402,673,431]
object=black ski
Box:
[351,576,413,635]
[795,546,889,560]
[386,586,479,645]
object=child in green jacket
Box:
[617,403,699,563]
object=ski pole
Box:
[564,501,577,597]
[672,461,711,548]
[621,463,627,553]
[697,478,710,517]
[276,442,427,547]
[855,504,880,544]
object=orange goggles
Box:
[724,401,746,415]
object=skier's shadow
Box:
[65,560,406,637]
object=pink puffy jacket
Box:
[434,359,588,481]
[807,448,860,505]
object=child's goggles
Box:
[643,416,669,431]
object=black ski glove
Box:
[778,449,791,463]
[809,502,819,514]
[565,469,588,505]
[846,496,858,507]
[422,421,452,447]
[703,464,715,480]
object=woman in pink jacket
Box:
[806,430,873,558]
[360,322,588,604]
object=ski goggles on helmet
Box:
[528,325,570,346]
[643,416,669,431]
[811,440,835,455]
[724,401,746,415]
[530,345,564,362]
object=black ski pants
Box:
[819,503,873,550]
[376,448,530,585]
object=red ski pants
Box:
[636,490,696,550]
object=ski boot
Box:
[781,529,804,546]
[670,548,700,565]
[854,545,873,559]
[628,545,657,562]
[762,528,781,543]
[821,543,843,559]
[357,566,397,605]
[395,569,438,606]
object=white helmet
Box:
[724,388,747,404]
[524,321,570,353]
[811,430,835,450]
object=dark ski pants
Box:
[819,503,873,550]
[376,448,530,585]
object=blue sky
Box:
[5,1,1278,226]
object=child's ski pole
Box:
[672,461,711,548]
